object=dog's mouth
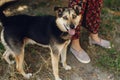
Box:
[64,24,75,36]
[68,29,75,36]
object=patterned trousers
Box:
[69,0,103,39]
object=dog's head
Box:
[54,5,82,36]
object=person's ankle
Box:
[71,43,83,52]
[71,39,83,51]
[90,33,101,42]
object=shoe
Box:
[70,47,90,63]
[89,37,111,48]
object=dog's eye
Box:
[72,15,77,19]
[63,16,68,20]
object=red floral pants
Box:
[69,0,103,39]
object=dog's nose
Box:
[70,24,75,29]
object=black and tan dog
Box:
[0,0,82,80]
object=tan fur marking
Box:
[15,48,26,76]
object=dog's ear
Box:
[73,5,82,15]
[54,7,61,11]
[54,6,63,17]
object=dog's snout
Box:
[70,24,75,29]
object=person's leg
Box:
[84,0,111,48]
[71,25,82,52]
[69,0,90,63]
[71,39,82,51]
[84,0,102,41]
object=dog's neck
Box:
[60,32,72,40]
[50,16,72,43]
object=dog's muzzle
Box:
[64,24,76,36]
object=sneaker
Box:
[89,37,111,48]
[70,47,90,63]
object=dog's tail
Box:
[0,0,17,21]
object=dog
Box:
[0,0,82,80]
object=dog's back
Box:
[2,14,61,52]
[0,3,64,54]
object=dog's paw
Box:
[64,65,71,70]
[9,61,15,65]
[55,77,62,80]
[24,73,32,79]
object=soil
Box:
[0,0,119,80]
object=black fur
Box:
[0,1,68,54]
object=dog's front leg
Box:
[49,46,62,80]
[61,42,71,70]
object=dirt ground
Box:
[0,0,119,80]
